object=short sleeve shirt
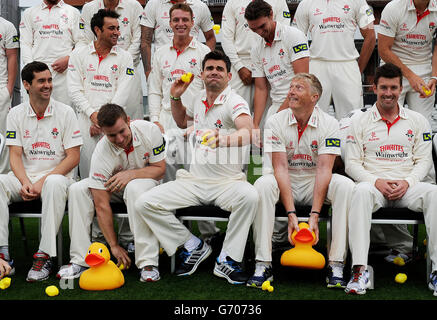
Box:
[378,0,437,65]
[19,0,81,66]
[147,38,210,122]
[5,99,83,180]
[292,0,374,60]
[345,104,433,187]
[0,17,19,88]
[264,106,341,183]
[141,0,214,49]
[88,120,166,189]
[250,23,309,105]
[186,85,252,179]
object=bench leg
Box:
[19,217,30,256]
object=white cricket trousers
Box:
[349,181,437,271]
[134,169,258,262]
[125,67,144,121]
[310,59,363,120]
[77,112,101,179]
[0,86,12,174]
[398,63,435,119]
[67,178,160,268]
[159,110,219,237]
[0,172,74,257]
[229,57,254,113]
[253,173,355,262]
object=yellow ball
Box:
[181,72,193,83]
[268,286,274,292]
[395,273,407,284]
[261,280,270,291]
[0,277,11,290]
[213,24,220,34]
[423,86,432,96]
[45,285,59,297]
[393,257,405,266]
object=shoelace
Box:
[31,257,47,271]
[351,268,363,283]
[226,260,242,272]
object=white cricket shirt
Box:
[5,98,83,180]
[293,0,375,61]
[251,22,310,105]
[88,120,166,189]
[264,105,341,183]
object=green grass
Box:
[1,157,435,305]
[0,218,434,302]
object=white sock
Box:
[184,235,201,252]
[218,250,228,263]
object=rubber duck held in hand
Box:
[280,222,326,269]
[79,242,125,291]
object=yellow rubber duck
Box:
[280,222,326,269]
[79,242,125,291]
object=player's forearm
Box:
[312,169,331,213]
[358,29,376,73]
[170,99,188,129]
[140,26,153,76]
[253,87,268,128]
[9,148,31,186]
[6,50,17,94]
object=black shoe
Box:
[213,256,249,284]
[175,240,212,276]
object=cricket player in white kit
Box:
[134,51,258,284]
[249,73,355,289]
[292,0,376,120]
[378,0,437,120]
[221,0,291,111]
[19,0,82,106]
[0,17,18,175]
[78,0,144,121]
[57,104,166,281]
[0,62,82,282]
[148,3,210,182]
[245,0,309,134]
[140,0,215,78]
[68,9,135,179]
[344,63,437,296]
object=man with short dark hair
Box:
[68,9,135,179]
[78,0,144,121]
[0,61,82,282]
[134,50,258,284]
[345,63,437,296]
[57,104,166,281]
[245,0,309,132]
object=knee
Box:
[43,174,68,193]
[254,174,277,194]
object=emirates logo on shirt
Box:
[51,128,59,138]
[310,140,318,152]
[215,119,223,129]
[400,23,409,31]
[24,129,31,139]
[343,5,350,13]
